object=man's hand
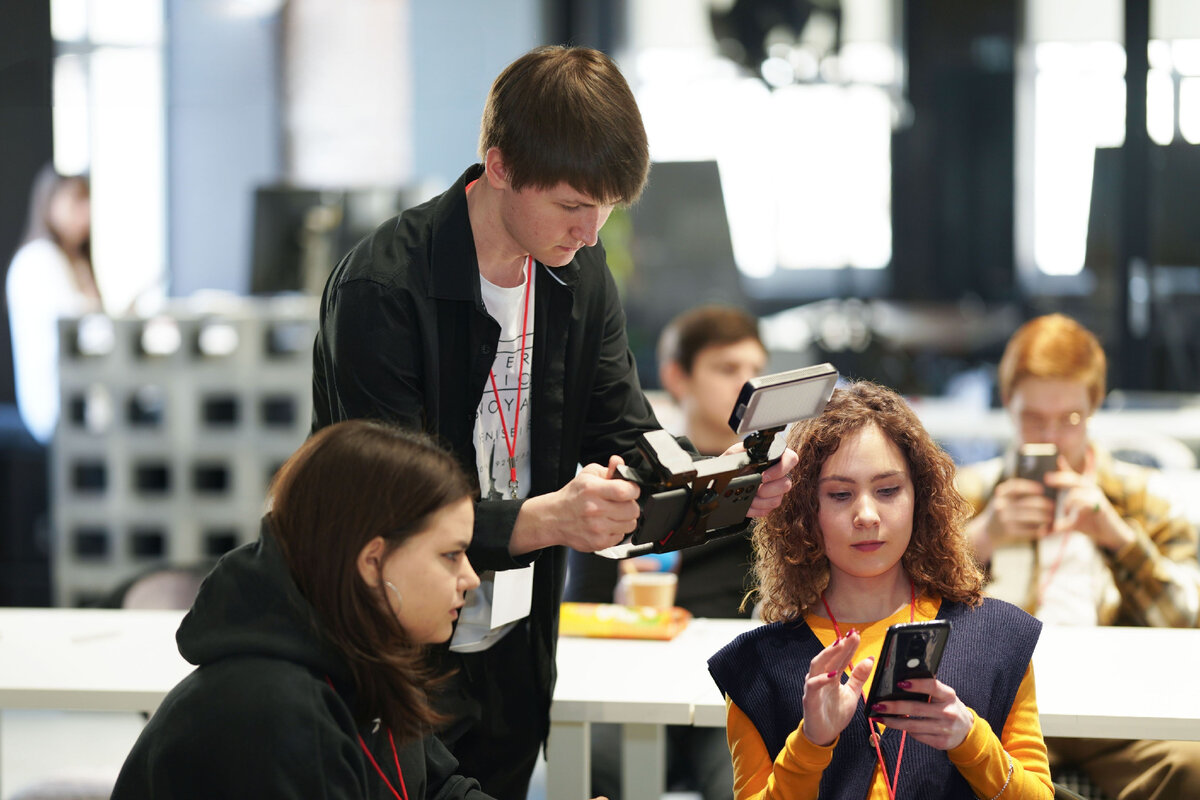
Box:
[985,477,1056,544]
[510,455,642,555]
[965,476,1053,563]
[1046,453,1135,553]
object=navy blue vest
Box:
[708,598,1041,800]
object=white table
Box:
[548,619,1200,800]
[1031,624,1200,742]
[4,610,1200,800]
[0,608,190,714]
[547,618,750,800]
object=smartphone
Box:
[1016,442,1058,499]
[864,619,951,717]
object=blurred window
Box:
[1027,0,1200,277]
[51,0,165,313]
[628,0,897,281]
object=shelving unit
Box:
[51,298,318,607]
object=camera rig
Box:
[598,363,839,559]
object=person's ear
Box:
[660,360,690,404]
[483,147,512,190]
[356,536,386,589]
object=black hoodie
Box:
[111,520,494,800]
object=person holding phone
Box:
[709,381,1053,800]
[112,420,562,799]
[956,313,1200,798]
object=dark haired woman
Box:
[112,420,491,798]
[709,382,1053,799]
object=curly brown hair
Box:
[751,381,982,622]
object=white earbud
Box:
[384,580,403,609]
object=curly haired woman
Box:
[708,381,1053,800]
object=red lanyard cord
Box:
[487,254,533,499]
[819,582,916,800]
[1036,526,1072,611]
[325,676,409,800]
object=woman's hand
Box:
[801,631,874,746]
[867,677,975,750]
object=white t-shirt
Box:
[472,268,534,500]
[450,261,536,652]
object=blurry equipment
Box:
[249,186,421,295]
[709,0,843,87]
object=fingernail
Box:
[871,703,885,713]
[896,680,911,689]
[827,671,837,678]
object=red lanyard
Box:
[819,582,916,800]
[325,677,409,800]
[487,254,533,499]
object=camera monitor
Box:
[599,363,839,559]
[730,364,843,436]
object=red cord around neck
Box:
[819,581,916,800]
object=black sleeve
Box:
[313,277,429,431]
[423,733,497,800]
[112,672,369,799]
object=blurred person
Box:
[310,47,797,798]
[5,166,100,443]
[711,381,1053,799]
[956,313,1200,799]
[565,305,768,800]
[112,420,582,799]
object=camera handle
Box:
[599,427,789,559]
[650,425,787,552]
[744,425,786,463]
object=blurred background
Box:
[3,3,1200,796]
[2,0,1200,608]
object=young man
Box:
[955,313,1200,799]
[565,305,768,800]
[311,48,795,798]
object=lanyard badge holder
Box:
[599,363,839,559]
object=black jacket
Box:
[310,164,661,742]
[111,522,492,800]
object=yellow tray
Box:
[559,601,692,640]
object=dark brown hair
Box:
[657,304,763,374]
[268,419,472,743]
[478,45,649,205]
[997,313,1107,410]
[751,381,983,622]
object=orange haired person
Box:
[956,313,1200,799]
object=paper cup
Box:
[623,571,678,609]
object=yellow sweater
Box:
[725,596,1054,800]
